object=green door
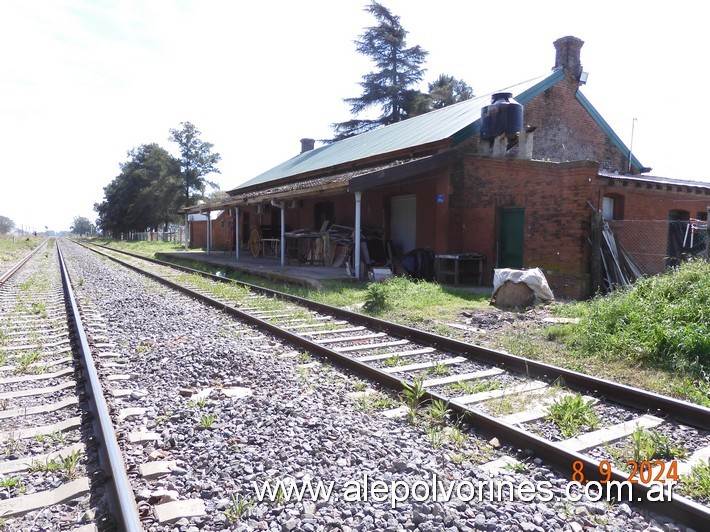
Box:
[499,208,524,268]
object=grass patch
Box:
[0,235,44,267]
[29,450,82,479]
[88,237,184,255]
[449,378,500,396]
[351,380,368,392]
[0,476,23,489]
[15,350,42,373]
[354,393,398,413]
[199,414,216,429]
[384,354,404,367]
[224,493,254,521]
[401,377,425,424]
[556,260,710,376]
[427,361,451,377]
[627,426,687,462]
[545,393,599,439]
[364,276,488,321]
[680,461,710,502]
[425,399,450,426]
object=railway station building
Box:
[182,36,709,300]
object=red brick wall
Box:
[189,210,235,250]
[600,179,710,219]
[523,74,632,174]
[459,157,600,299]
[450,156,709,298]
[599,179,710,274]
[296,174,445,253]
[194,157,708,301]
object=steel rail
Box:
[80,241,710,528]
[0,237,50,286]
[56,242,143,531]
[89,242,710,430]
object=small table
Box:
[435,253,485,285]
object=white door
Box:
[391,195,416,255]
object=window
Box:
[602,194,624,221]
[314,201,334,231]
[602,196,615,221]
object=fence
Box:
[119,228,186,245]
[592,216,708,292]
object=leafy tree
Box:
[168,122,221,206]
[125,144,183,231]
[427,74,473,109]
[95,144,182,237]
[206,190,229,202]
[0,215,14,234]
[332,1,428,140]
[70,216,93,235]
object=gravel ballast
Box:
[59,241,690,531]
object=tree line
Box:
[0,215,14,235]
[0,214,91,236]
[94,122,221,237]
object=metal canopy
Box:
[348,153,452,192]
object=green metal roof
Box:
[231,70,562,192]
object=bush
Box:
[561,260,710,374]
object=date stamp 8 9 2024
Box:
[571,459,679,484]
[567,460,677,503]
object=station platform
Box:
[157,250,492,296]
[158,250,354,289]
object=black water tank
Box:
[480,92,524,139]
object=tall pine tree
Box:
[332,1,428,140]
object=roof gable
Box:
[231,70,564,193]
[575,90,643,172]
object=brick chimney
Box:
[553,36,584,80]
[300,138,315,153]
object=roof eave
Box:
[576,90,644,172]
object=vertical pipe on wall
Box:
[354,191,362,280]
[206,212,211,255]
[235,207,240,260]
[184,214,189,249]
[281,206,286,267]
[271,200,286,266]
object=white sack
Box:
[492,268,554,303]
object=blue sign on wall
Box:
[436,194,445,204]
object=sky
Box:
[1,0,709,233]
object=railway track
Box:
[75,240,710,529]
[0,240,141,530]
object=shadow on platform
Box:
[159,251,353,289]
